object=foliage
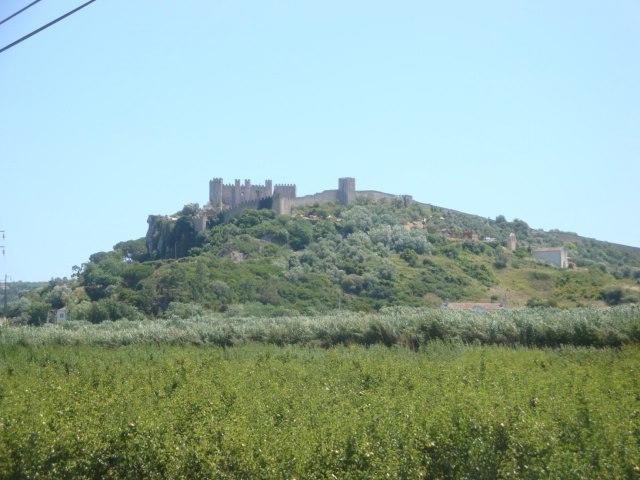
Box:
[0,343,638,478]
[493,251,508,269]
[10,200,640,322]
[600,287,640,306]
[2,306,639,349]
[0,281,47,308]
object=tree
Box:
[80,263,120,301]
[286,219,313,250]
[114,238,148,262]
[27,302,49,326]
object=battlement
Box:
[205,176,412,220]
[209,177,274,208]
[273,184,297,199]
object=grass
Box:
[0,343,638,478]
[1,306,639,348]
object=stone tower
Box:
[508,232,517,252]
[338,177,356,205]
[273,184,296,199]
[209,178,223,206]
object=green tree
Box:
[286,219,313,250]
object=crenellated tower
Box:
[209,177,223,206]
[273,183,297,199]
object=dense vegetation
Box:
[7,199,640,324]
[2,306,639,349]
[0,343,638,478]
[1,281,46,308]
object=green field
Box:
[1,342,639,479]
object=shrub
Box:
[600,287,640,306]
[26,302,49,326]
[286,219,313,250]
[369,225,430,254]
[493,252,508,269]
[526,297,558,308]
[400,249,420,267]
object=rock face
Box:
[146,205,204,258]
[146,215,178,258]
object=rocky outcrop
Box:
[146,215,178,258]
[146,204,205,258]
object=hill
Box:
[7,198,640,324]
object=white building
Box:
[56,308,68,322]
[532,247,568,268]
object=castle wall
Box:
[222,197,273,222]
[210,178,274,208]
[205,177,414,221]
[356,191,400,202]
[290,190,339,207]
[356,191,413,207]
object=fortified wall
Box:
[206,177,412,219]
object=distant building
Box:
[507,232,517,252]
[532,247,568,268]
[442,302,504,312]
[56,308,68,322]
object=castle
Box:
[202,177,412,225]
[147,177,413,255]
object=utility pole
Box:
[1,230,6,317]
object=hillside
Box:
[7,198,640,323]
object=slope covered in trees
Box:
[7,199,640,323]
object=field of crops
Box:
[1,342,639,479]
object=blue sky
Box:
[1,0,638,281]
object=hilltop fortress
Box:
[205,177,413,223]
[146,177,413,256]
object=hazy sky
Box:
[1,1,639,281]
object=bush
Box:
[27,302,49,326]
[369,225,430,254]
[164,302,209,318]
[493,252,508,269]
[400,249,420,267]
[72,299,144,323]
[286,219,313,250]
[526,297,558,308]
[600,287,640,306]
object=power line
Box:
[0,0,96,55]
[0,0,45,27]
